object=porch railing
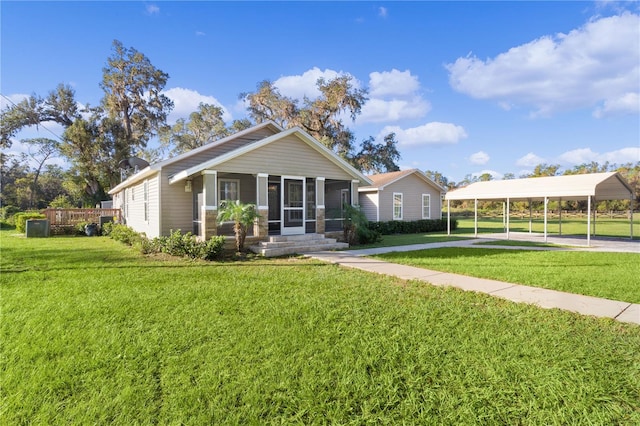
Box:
[41,208,122,230]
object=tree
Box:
[0,84,79,148]
[159,103,230,156]
[22,138,60,208]
[241,76,399,172]
[529,163,561,177]
[478,172,493,182]
[217,200,261,252]
[354,133,400,173]
[0,153,29,208]
[424,170,450,189]
[100,40,174,151]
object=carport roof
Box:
[445,172,633,202]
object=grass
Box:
[374,248,640,303]
[2,231,640,424]
[473,240,569,248]
[451,216,640,239]
[349,233,469,250]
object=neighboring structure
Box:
[108,121,371,241]
[358,169,445,222]
[444,172,635,245]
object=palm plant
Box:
[217,200,261,252]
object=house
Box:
[108,122,372,248]
[358,169,445,222]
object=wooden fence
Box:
[42,208,122,231]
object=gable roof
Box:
[167,126,371,185]
[109,121,370,194]
[359,169,445,192]
[445,172,633,201]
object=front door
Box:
[282,176,305,235]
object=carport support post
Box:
[587,196,591,247]
[631,195,634,240]
[559,198,562,236]
[528,199,532,234]
[506,198,510,240]
[474,198,478,238]
[543,197,548,243]
[447,199,451,236]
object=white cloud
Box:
[593,92,639,118]
[446,13,640,117]
[469,151,490,165]
[378,122,468,146]
[196,31,206,37]
[163,87,232,124]
[378,7,388,18]
[558,147,640,164]
[369,69,420,97]
[359,69,430,123]
[516,152,546,167]
[274,67,346,101]
[145,4,160,15]
[359,97,430,123]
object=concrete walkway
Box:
[307,237,639,325]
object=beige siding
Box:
[121,174,161,237]
[378,173,442,221]
[216,135,357,181]
[160,169,195,236]
[359,192,378,222]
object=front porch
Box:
[189,171,358,242]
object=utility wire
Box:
[0,93,65,142]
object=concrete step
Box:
[249,235,348,257]
[250,242,349,257]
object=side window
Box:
[422,194,431,219]
[393,193,403,220]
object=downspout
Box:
[544,196,548,243]
[474,198,478,238]
[587,196,591,247]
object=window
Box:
[143,180,149,222]
[422,194,431,219]
[219,179,240,203]
[393,193,403,220]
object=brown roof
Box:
[360,168,444,192]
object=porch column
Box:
[447,199,451,236]
[528,199,532,233]
[316,178,326,234]
[631,194,634,240]
[351,180,359,206]
[201,170,218,240]
[255,173,269,238]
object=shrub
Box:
[200,236,226,260]
[0,206,20,221]
[14,212,47,233]
[108,224,145,246]
[366,218,457,235]
[343,204,382,246]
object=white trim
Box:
[281,175,306,235]
[202,170,217,175]
[143,179,149,223]
[393,192,403,220]
[316,177,325,181]
[257,173,269,178]
[204,205,217,211]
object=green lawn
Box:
[451,216,640,239]
[2,232,640,424]
[374,248,640,303]
[349,233,469,250]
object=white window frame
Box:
[218,178,240,204]
[393,192,403,220]
[422,194,431,219]
[143,180,149,222]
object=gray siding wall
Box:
[160,169,194,236]
[378,174,443,221]
[359,192,378,222]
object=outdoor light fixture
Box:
[185,180,192,192]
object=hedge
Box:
[14,213,47,233]
[366,218,457,235]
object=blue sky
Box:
[2,1,639,183]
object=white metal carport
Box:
[444,172,635,246]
